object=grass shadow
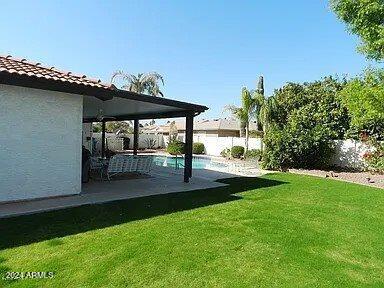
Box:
[0,176,286,250]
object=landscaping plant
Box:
[362,138,384,173]
[167,140,185,155]
[192,142,205,154]
[220,148,231,158]
[245,149,263,161]
[231,146,245,159]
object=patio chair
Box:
[106,155,125,180]
[123,155,139,173]
[106,155,154,180]
[90,157,105,180]
[136,156,153,174]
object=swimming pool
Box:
[152,155,227,170]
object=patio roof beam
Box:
[114,92,207,112]
[184,112,194,183]
[101,120,106,158]
[133,120,139,155]
[82,110,201,123]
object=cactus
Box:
[257,76,264,96]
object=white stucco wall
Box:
[330,140,371,169]
[192,135,262,156]
[0,84,83,202]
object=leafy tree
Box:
[331,0,384,60]
[263,77,350,169]
[340,68,384,140]
[92,122,102,133]
[225,87,259,152]
[106,121,132,134]
[111,71,164,96]
[92,121,132,134]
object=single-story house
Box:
[142,118,259,139]
[0,55,207,203]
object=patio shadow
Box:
[218,175,287,194]
[0,176,286,250]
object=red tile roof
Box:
[0,55,114,90]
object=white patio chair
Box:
[107,156,125,180]
[107,155,154,180]
[136,156,153,174]
[123,155,139,173]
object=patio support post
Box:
[184,112,194,183]
[133,119,139,155]
[101,120,106,158]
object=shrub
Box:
[363,152,384,173]
[262,124,334,170]
[220,148,231,158]
[167,140,185,155]
[363,140,384,173]
[193,142,205,154]
[231,146,245,159]
[340,69,384,141]
[245,149,263,161]
[261,77,348,170]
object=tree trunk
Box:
[240,120,246,137]
[245,123,249,153]
[260,136,264,152]
[260,123,265,152]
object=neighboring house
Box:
[143,118,259,139]
[142,118,262,156]
[0,55,207,202]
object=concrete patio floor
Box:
[0,166,240,219]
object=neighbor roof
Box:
[143,118,259,133]
[0,55,208,118]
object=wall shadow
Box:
[0,176,286,250]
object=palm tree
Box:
[225,87,259,152]
[257,95,277,151]
[111,71,164,96]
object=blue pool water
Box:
[152,155,227,170]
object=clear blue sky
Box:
[0,0,376,119]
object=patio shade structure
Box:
[82,91,207,182]
[0,55,208,183]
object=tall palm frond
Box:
[111,71,164,97]
[224,87,258,152]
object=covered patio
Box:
[83,87,208,183]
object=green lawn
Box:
[1,173,384,287]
